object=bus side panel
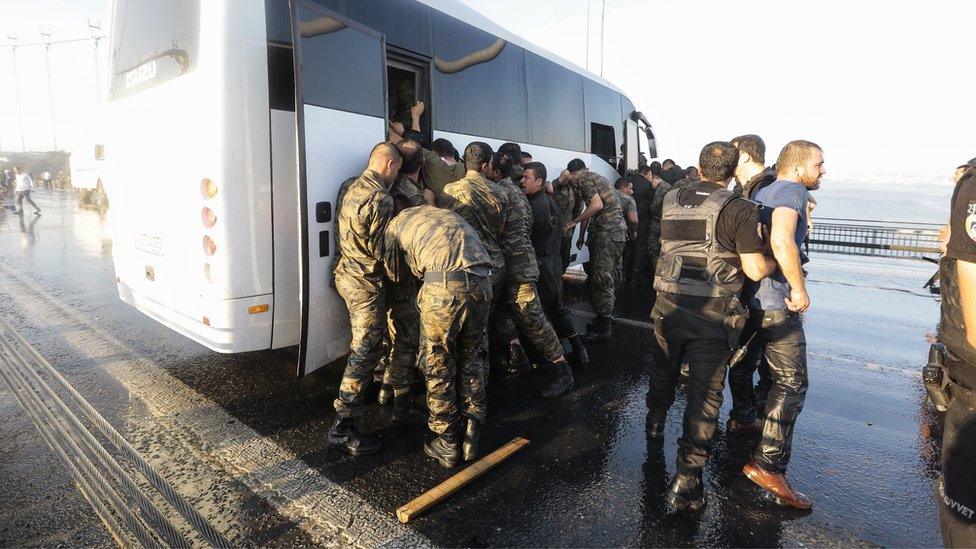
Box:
[299,105,386,373]
[270,109,301,349]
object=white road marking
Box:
[0,260,428,548]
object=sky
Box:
[0,0,973,179]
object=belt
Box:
[423,270,486,283]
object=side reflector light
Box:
[201,207,216,228]
[202,316,211,326]
[201,178,217,199]
[248,304,269,314]
[203,235,217,256]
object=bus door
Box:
[386,50,431,144]
[291,1,388,376]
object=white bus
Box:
[105,0,657,376]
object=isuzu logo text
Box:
[125,60,158,88]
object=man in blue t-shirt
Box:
[732,140,825,510]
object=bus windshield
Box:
[109,0,200,101]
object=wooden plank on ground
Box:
[396,437,530,523]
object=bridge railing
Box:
[807,217,943,259]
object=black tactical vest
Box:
[941,257,976,386]
[653,187,744,299]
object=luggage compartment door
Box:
[291,0,388,376]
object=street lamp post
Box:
[41,30,58,151]
[88,19,102,100]
[7,33,26,152]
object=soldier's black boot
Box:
[391,390,423,426]
[462,419,481,462]
[646,412,666,439]
[568,334,590,366]
[377,383,394,406]
[424,429,460,468]
[541,360,574,399]
[665,472,706,513]
[584,315,612,343]
[327,417,382,456]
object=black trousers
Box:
[647,300,733,475]
[536,258,576,338]
[729,309,808,474]
[938,375,976,548]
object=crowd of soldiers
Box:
[327,98,825,517]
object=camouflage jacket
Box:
[552,179,581,237]
[383,205,492,282]
[391,174,425,213]
[334,170,395,280]
[443,172,508,271]
[497,177,539,282]
[574,170,627,240]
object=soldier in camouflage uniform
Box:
[552,172,583,274]
[373,140,434,422]
[614,177,639,288]
[441,142,510,369]
[328,143,401,456]
[383,205,493,468]
[488,152,574,398]
[560,159,628,342]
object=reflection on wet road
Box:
[0,190,943,546]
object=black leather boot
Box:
[584,315,612,343]
[327,417,382,456]
[424,429,460,468]
[665,472,706,512]
[462,419,481,462]
[646,412,666,439]
[391,391,423,426]
[541,360,574,398]
[568,334,590,366]
[377,383,394,406]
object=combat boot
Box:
[327,417,382,456]
[377,383,394,406]
[391,390,424,426]
[424,429,460,468]
[462,419,481,462]
[583,315,612,343]
[541,360,574,399]
[665,472,706,513]
[646,412,667,439]
[568,334,590,366]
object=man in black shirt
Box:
[646,142,777,512]
[936,158,976,547]
[519,163,589,392]
[627,166,655,287]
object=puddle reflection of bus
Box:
[105,0,658,376]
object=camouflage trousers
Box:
[334,274,387,418]
[503,279,564,363]
[587,232,625,316]
[418,276,492,435]
[383,277,420,391]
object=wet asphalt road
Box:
[0,189,945,547]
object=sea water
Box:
[810,179,953,225]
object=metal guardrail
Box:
[808,217,943,259]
